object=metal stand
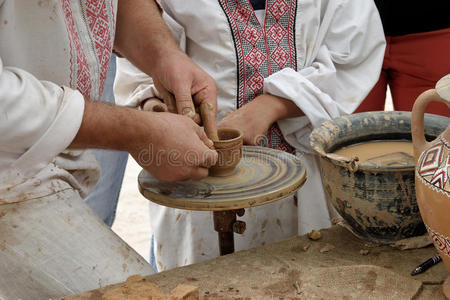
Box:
[213,209,246,255]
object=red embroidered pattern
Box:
[60,0,114,98]
[426,224,450,258]
[61,0,92,97]
[232,4,253,24]
[246,48,266,69]
[85,0,114,96]
[267,22,286,44]
[242,26,262,46]
[218,0,297,153]
[269,0,289,20]
[247,72,265,94]
[271,46,289,68]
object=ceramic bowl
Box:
[310,111,448,244]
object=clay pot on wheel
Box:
[412,74,450,298]
[210,128,243,176]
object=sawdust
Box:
[263,270,302,298]
[102,275,164,300]
[101,275,198,300]
[299,265,422,299]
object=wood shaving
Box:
[308,230,322,241]
[331,217,344,225]
[360,249,369,256]
[320,243,335,253]
[293,281,302,294]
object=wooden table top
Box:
[64,226,447,299]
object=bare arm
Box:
[114,0,218,135]
[70,99,216,181]
[114,0,175,77]
[70,100,148,152]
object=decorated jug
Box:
[412,74,450,297]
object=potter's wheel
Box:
[138,146,306,211]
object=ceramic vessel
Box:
[412,74,450,298]
[210,128,243,176]
[310,111,448,244]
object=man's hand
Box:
[150,49,217,115]
[218,94,304,145]
[114,0,218,139]
[152,50,218,137]
[70,100,217,182]
[130,111,217,181]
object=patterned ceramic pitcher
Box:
[412,74,450,297]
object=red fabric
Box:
[356,28,450,117]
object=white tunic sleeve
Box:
[114,58,161,107]
[263,0,386,152]
[0,57,85,177]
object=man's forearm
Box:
[69,100,149,151]
[69,99,218,182]
[114,0,178,77]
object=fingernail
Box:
[182,107,195,117]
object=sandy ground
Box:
[111,91,394,264]
[111,157,151,261]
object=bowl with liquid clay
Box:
[310,111,449,244]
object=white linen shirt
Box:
[115,0,385,271]
[0,0,117,203]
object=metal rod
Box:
[217,232,235,255]
[213,210,237,256]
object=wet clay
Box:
[310,111,449,243]
[334,140,414,167]
[209,128,243,176]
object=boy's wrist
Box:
[251,94,287,123]
[254,93,304,121]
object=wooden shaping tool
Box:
[149,93,219,142]
[199,102,219,141]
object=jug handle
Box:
[412,74,450,154]
[411,90,444,154]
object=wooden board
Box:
[64,226,448,299]
[138,146,306,211]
